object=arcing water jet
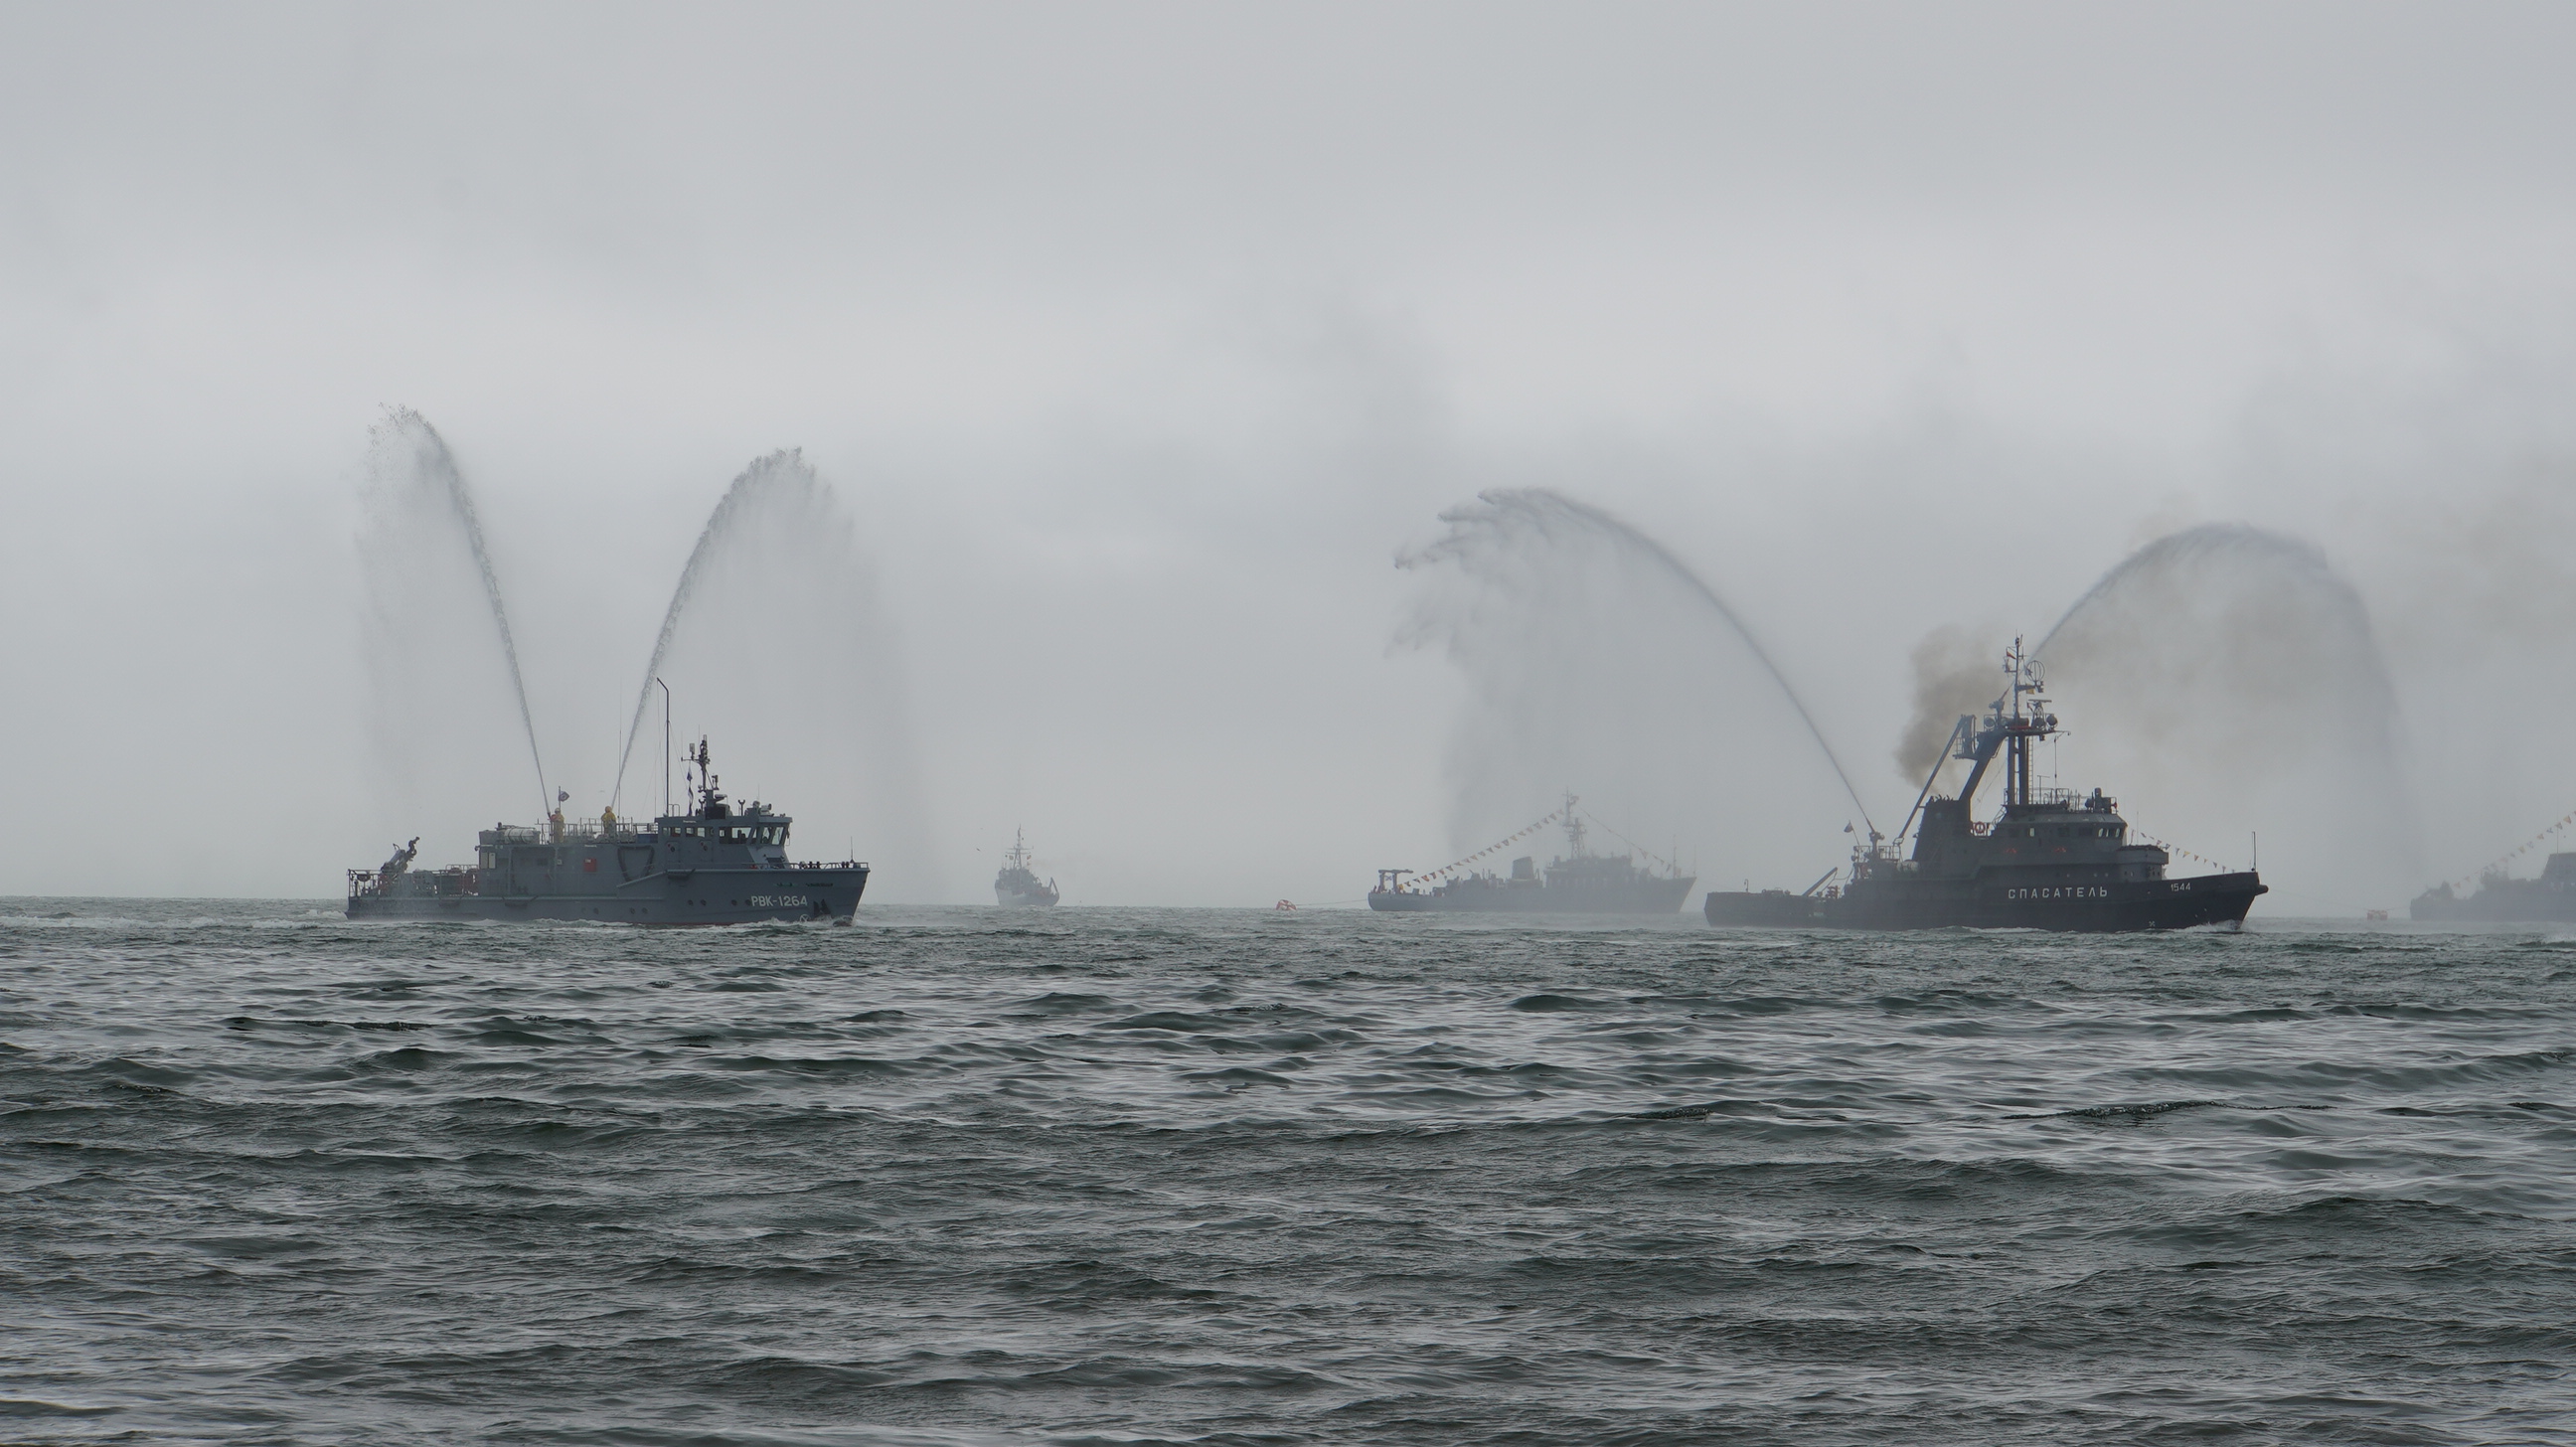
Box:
[1404,488,1877,832]
[2035,523,2403,759]
[2028,521,2416,906]
[361,407,550,815]
[613,448,814,807]
[2040,524,2385,674]
[607,448,940,897]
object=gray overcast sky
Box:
[6,3,2575,905]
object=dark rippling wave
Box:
[6,902,2576,1445]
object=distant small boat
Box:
[995,829,1059,907]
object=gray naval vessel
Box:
[994,829,1059,907]
[1705,641,2265,932]
[2412,855,2576,922]
[1369,795,1696,913]
[347,737,869,924]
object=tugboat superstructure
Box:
[347,736,869,924]
[1704,641,2265,931]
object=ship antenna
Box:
[2011,637,2027,807]
[1993,636,2062,810]
[656,678,672,820]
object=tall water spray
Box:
[359,408,551,816]
[2034,524,2404,765]
[2039,525,2384,671]
[1403,488,1875,832]
[612,449,940,896]
[2030,522,2414,906]
[612,449,812,808]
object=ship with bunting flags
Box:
[2411,805,2576,922]
[1368,794,1696,913]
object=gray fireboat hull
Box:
[1704,872,2264,932]
[2409,885,2576,922]
[348,866,868,925]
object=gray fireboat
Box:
[1704,640,2266,931]
[347,737,870,924]
[1368,794,1696,913]
[994,829,1059,907]
[2412,854,2576,922]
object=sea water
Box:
[4,902,2572,1444]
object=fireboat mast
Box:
[685,736,724,817]
[1999,638,2056,811]
[1886,637,2064,851]
[1942,637,2055,818]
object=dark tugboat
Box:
[1704,641,2265,931]
[994,829,1059,907]
[2411,855,2576,922]
[347,737,869,924]
[1368,794,1696,913]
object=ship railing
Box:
[790,860,868,871]
[2024,787,2085,808]
[480,820,663,844]
[560,819,663,839]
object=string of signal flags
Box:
[2444,805,2576,892]
[1412,802,1572,885]
[2144,798,2576,892]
